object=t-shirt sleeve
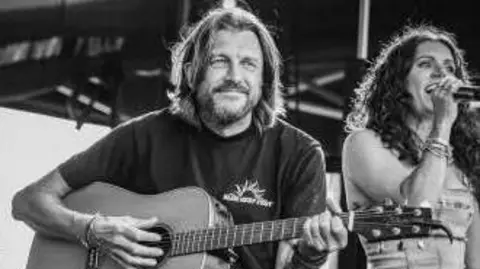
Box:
[283,145,327,218]
[58,121,137,190]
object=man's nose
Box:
[227,63,242,82]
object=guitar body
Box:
[25,182,450,269]
[26,182,225,269]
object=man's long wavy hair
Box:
[345,25,480,201]
[168,7,284,131]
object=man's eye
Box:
[210,58,227,67]
[242,60,257,70]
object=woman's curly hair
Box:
[345,24,480,202]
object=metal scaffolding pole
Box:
[357,0,371,60]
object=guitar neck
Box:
[170,213,355,256]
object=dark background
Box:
[1,0,479,161]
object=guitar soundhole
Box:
[142,225,172,265]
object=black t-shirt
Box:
[59,109,327,269]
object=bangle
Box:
[291,244,328,269]
[422,137,453,162]
[429,137,450,147]
[80,213,102,249]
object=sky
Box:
[0,107,110,269]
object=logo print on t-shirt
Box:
[222,180,274,207]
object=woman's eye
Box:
[418,61,431,68]
[446,66,456,73]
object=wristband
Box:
[291,243,328,269]
[422,137,453,162]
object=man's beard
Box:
[197,93,257,126]
[196,83,258,126]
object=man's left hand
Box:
[300,198,348,253]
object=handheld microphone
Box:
[453,86,480,101]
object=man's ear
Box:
[184,62,194,89]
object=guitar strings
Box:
[150,226,439,257]
[145,210,435,252]
[150,209,426,232]
[150,222,435,246]
[169,221,431,238]
[151,210,429,240]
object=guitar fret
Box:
[189,231,193,253]
[193,231,198,253]
[190,231,194,253]
[179,233,184,255]
[210,229,214,250]
[185,231,192,253]
[241,225,245,246]
[292,218,297,238]
[223,227,226,248]
[177,233,181,255]
[202,229,207,252]
[203,230,207,252]
[176,234,181,255]
[197,230,202,252]
[185,231,190,254]
[225,226,229,248]
[269,221,274,241]
[275,221,281,241]
[217,227,221,249]
[210,228,214,251]
[232,226,236,247]
[259,222,263,243]
[184,231,188,254]
[189,231,194,253]
[203,230,208,251]
[171,236,177,256]
[250,224,254,244]
[280,220,285,240]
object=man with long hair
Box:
[343,25,480,268]
[12,7,347,269]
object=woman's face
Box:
[405,40,456,116]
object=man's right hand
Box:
[87,215,164,269]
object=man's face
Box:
[195,29,264,126]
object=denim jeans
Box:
[362,186,475,269]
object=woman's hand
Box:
[430,75,463,128]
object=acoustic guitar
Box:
[26,182,451,269]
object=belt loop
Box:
[397,240,404,251]
[379,241,384,253]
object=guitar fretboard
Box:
[167,208,433,256]
[170,217,309,256]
